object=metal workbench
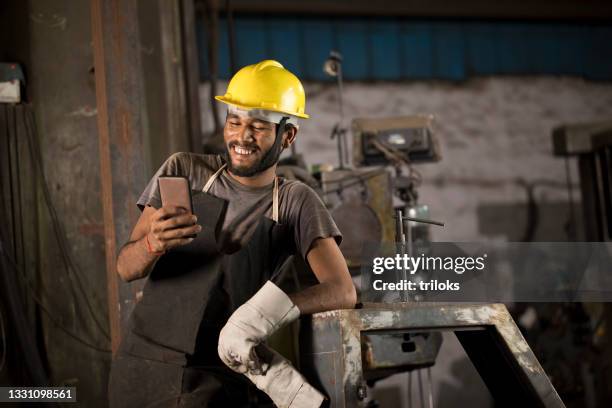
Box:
[299,302,565,407]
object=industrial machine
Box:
[552,121,612,241]
[546,121,612,406]
[352,115,440,167]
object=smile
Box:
[233,145,256,156]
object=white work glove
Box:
[218,280,300,374]
[245,345,325,408]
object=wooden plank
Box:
[91,0,148,354]
[91,0,120,354]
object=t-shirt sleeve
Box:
[286,182,343,259]
[136,152,192,211]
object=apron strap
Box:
[202,163,227,193]
[203,162,280,223]
[272,176,279,223]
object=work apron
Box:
[109,164,294,408]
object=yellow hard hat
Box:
[215,60,309,119]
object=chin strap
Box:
[271,116,290,158]
[257,116,289,170]
[276,116,289,141]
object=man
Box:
[108,60,356,407]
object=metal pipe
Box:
[395,209,408,302]
[407,371,412,408]
[403,216,445,227]
[427,367,434,408]
[418,369,425,408]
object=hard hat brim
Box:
[215,95,310,119]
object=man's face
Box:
[224,112,278,176]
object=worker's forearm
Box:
[289,281,356,315]
[116,236,160,282]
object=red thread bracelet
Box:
[145,234,165,256]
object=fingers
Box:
[234,362,249,374]
[151,205,188,222]
[218,343,266,375]
[254,343,271,374]
[156,224,201,240]
[148,209,200,251]
[147,235,194,253]
[156,213,198,232]
[218,346,237,368]
[218,346,249,374]
[163,237,195,249]
[247,348,262,375]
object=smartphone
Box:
[158,176,193,214]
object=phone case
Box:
[158,176,193,214]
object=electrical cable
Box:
[1,106,50,386]
[370,138,423,194]
[0,236,111,354]
[22,109,111,341]
[321,169,385,196]
[321,162,422,201]
[322,168,383,185]
[371,138,408,166]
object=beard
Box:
[224,120,287,177]
[225,137,283,177]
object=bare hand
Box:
[146,205,201,252]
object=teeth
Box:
[234,146,254,155]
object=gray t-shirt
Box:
[137,152,342,259]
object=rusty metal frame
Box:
[300,303,565,407]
